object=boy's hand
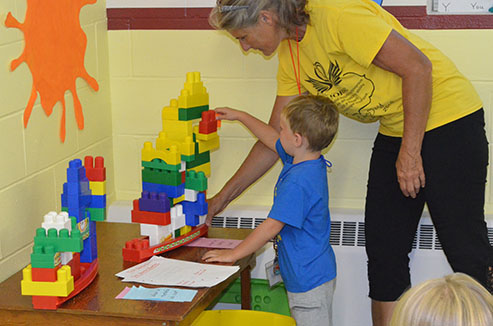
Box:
[202,249,236,263]
[215,107,243,121]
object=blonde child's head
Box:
[390,273,493,326]
[282,94,339,152]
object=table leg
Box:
[240,265,251,310]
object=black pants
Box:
[365,109,493,301]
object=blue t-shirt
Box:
[268,140,337,293]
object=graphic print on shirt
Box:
[306,60,379,122]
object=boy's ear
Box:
[294,133,304,147]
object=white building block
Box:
[199,214,207,225]
[140,223,172,246]
[184,189,198,202]
[60,252,73,265]
[42,211,71,232]
[171,204,186,232]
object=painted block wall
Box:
[108,28,493,213]
[0,0,114,282]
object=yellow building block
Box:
[142,142,181,165]
[162,119,194,142]
[156,133,195,157]
[162,99,179,120]
[89,181,106,195]
[180,136,195,156]
[195,129,218,141]
[156,132,179,151]
[21,265,74,297]
[190,162,211,177]
[180,225,192,235]
[178,72,209,108]
[197,134,219,153]
[170,194,185,205]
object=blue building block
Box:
[89,195,106,208]
[65,179,91,196]
[80,233,97,263]
[66,159,88,183]
[80,221,97,263]
[182,192,208,227]
[142,182,185,198]
[139,191,170,213]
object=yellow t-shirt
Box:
[277,0,483,137]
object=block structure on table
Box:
[21,156,107,309]
[124,72,219,262]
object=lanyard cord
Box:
[287,26,301,95]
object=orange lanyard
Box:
[287,26,301,95]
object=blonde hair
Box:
[282,95,339,152]
[209,0,309,31]
[390,273,493,326]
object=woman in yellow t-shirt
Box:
[206,1,493,325]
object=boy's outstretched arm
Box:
[202,218,284,263]
[215,107,279,152]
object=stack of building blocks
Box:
[21,156,106,309]
[123,72,219,263]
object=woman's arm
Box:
[206,95,298,225]
[372,30,432,198]
[202,217,285,263]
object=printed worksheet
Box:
[116,256,239,287]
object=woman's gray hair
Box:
[210,0,309,31]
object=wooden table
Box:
[0,222,255,326]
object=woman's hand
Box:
[205,192,231,226]
[215,107,244,121]
[202,249,236,263]
[396,148,425,198]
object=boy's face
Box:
[279,114,297,156]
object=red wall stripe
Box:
[106,6,493,30]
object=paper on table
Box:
[116,286,197,302]
[185,237,242,249]
[116,256,239,288]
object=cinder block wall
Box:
[0,0,113,282]
[109,28,493,211]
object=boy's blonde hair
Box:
[390,273,493,326]
[210,0,309,32]
[282,95,339,152]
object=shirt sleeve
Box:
[275,139,293,165]
[336,4,392,68]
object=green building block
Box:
[142,167,183,186]
[219,279,291,316]
[185,170,207,192]
[34,227,83,253]
[178,105,209,121]
[88,207,106,221]
[181,153,196,162]
[31,244,61,269]
[186,150,210,169]
[142,159,181,172]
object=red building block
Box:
[84,156,106,181]
[131,200,171,226]
[32,295,59,310]
[199,110,217,134]
[67,252,81,281]
[32,265,61,282]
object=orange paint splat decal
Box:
[5,0,99,142]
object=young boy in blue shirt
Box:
[203,94,339,326]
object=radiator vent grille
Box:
[213,216,493,250]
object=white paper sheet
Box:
[116,256,239,288]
